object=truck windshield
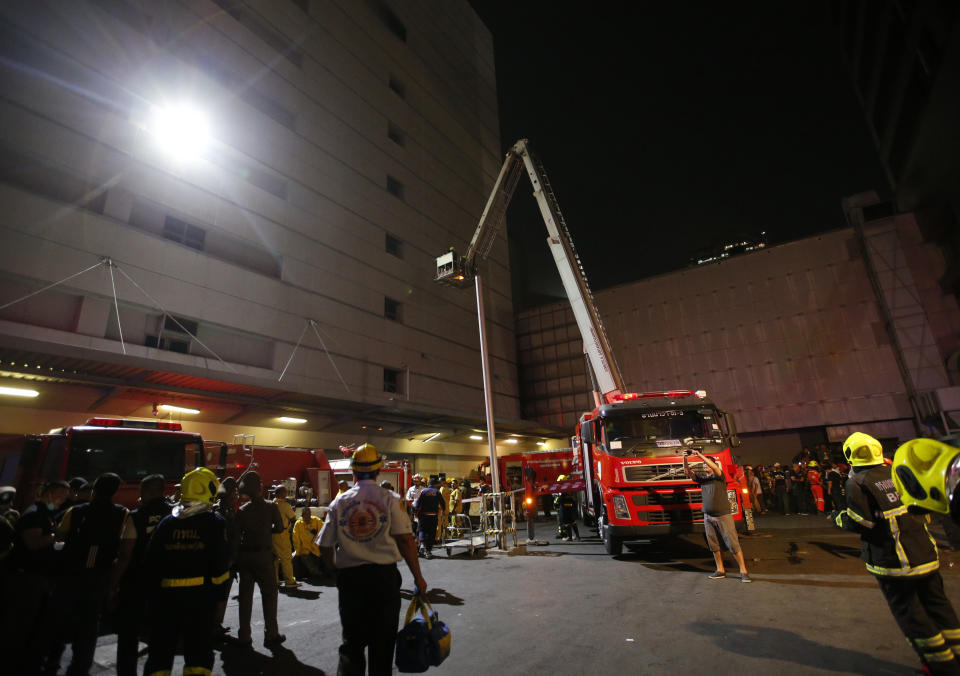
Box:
[602,408,721,457]
[64,431,195,482]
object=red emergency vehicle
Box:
[0,417,204,509]
[479,448,575,504]
[202,441,338,506]
[575,389,746,554]
[328,456,412,497]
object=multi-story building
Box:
[0,0,544,477]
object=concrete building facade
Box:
[517,196,960,465]
[0,0,535,475]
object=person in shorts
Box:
[683,448,752,583]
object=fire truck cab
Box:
[3,417,204,510]
[577,390,743,554]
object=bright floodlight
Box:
[0,386,39,398]
[159,403,199,415]
[148,104,211,159]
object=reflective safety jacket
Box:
[147,510,229,590]
[835,464,939,577]
[292,515,323,557]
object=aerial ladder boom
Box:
[436,139,625,403]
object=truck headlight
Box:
[727,489,739,514]
[612,494,629,520]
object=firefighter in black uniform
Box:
[834,432,960,675]
[413,478,445,559]
[144,467,229,676]
[554,476,580,541]
[116,474,171,676]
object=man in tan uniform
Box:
[272,486,299,589]
[236,471,286,648]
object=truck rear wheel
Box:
[600,514,623,556]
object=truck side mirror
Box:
[721,411,741,448]
[580,420,595,445]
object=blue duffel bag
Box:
[395,593,451,672]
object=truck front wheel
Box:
[600,514,623,556]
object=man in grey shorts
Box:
[683,448,752,583]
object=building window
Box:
[388,74,406,99]
[163,216,206,251]
[383,367,404,394]
[385,233,403,258]
[384,296,402,322]
[145,334,190,354]
[386,175,404,200]
[164,314,199,336]
[387,121,405,147]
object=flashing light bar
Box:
[612,389,708,402]
[85,417,183,431]
[159,404,200,415]
[278,416,307,424]
[0,386,39,398]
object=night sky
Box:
[468,1,891,309]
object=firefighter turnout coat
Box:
[835,463,939,577]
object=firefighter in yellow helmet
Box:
[144,467,229,676]
[834,433,960,675]
[316,443,427,675]
[806,460,825,513]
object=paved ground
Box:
[77,511,960,675]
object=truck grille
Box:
[631,490,701,506]
[623,463,685,482]
[637,509,703,524]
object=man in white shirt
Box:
[318,444,426,676]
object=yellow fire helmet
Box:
[892,438,960,518]
[352,443,383,473]
[808,461,818,468]
[842,432,885,466]
[181,467,220,505]
[556,474,568,481]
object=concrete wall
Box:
[517,209,960,451]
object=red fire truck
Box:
[0,417,204,510]
[436,139,745,555]
[575,389,744,554]
[328,456,412,497]
[478,448,575,503]
[202,441,338,506]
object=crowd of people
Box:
[0,463,480,674]
[0,467,352,675]
[743,445,850,517]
